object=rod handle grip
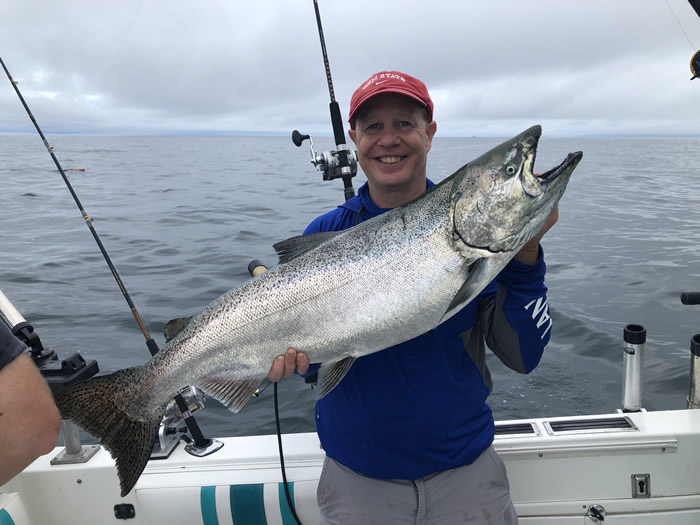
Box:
[681,292,700,305]
[329,101,346,148]
[248,259,268,277]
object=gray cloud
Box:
[1,0,699,136]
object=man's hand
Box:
[268,347,309,382]
[514,205,558,265]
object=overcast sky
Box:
[1,0,699,137]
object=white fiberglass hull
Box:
[3,408,700,524]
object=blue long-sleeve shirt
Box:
[303,180,551,480]
[0,322,25,371]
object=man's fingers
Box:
[269,348,309,381]
[546,205,559,228]
[269,355,285,382]
[283,348,296,378]
[296,352,310,375]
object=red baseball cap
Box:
[348,71,434,128]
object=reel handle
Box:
[292,130,310,147]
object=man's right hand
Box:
[268,347,309,382]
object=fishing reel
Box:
[292,130,358,182]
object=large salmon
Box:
[55,125,582,496]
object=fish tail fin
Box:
[54,366,163,497]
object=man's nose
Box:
[377,126,400,146]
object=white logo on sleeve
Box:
[524,297,552,339]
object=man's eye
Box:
[365,123,379,131]
[398,121,412,127]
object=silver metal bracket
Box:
[150,424,181,459]
[50,444,101,465]
[632,473,651,498]
[51,420,100,465]
[185,438,224,457]
[586,504,606,523]
[150,385,208,459]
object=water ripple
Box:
[1,134,698,436]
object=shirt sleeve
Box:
[0,322,27,371]
[476,246,551,374]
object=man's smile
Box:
[376,156,406,164]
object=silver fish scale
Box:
[139,180,473,407]
[129,126,580,414]
[54,126,582,498]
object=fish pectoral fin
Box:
[442,253,516,323]
[164,317,192,342]
[196,374,266,414]
[273,231,340,264]
[316,356,356,400]
[442,279,481,323]
[441,258,492,322]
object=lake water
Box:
[1,132,699,440]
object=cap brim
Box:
[350,88,431,125]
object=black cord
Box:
[274,382,303,525]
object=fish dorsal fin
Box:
[164,317,192,342]
[316,356,356,400]
[273,232,339,264]
[196,374,266,414]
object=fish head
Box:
[450,125,582,254]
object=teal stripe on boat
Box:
[0,509,15,525]
[278,482,297,525]
[230,484,267,525]
[201,486,219,525]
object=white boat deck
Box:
[3,408,700,524]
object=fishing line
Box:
[665,0,697,50]
[275,382,303,525]
[0,56,210,448]
[0,57,159,352]
[249,266,302,523]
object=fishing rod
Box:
[266,2,361,523]
[0,56,213,452]
[292,0,358,201]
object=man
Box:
[269,71,557,524]
[0,322,61,485]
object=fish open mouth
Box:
[537,151,583,183]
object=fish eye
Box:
[505,165,517,176]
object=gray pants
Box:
[317,445,518,525]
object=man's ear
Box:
[425,121,437,152]
[349,128,357,145]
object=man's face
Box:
[349,93,437,204]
